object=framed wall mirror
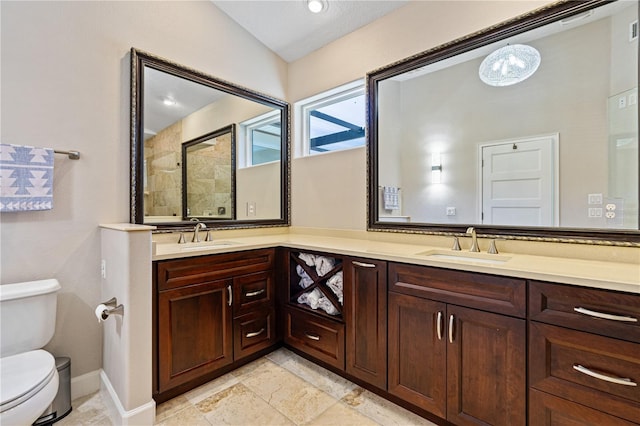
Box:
[131,48,289,228]
[368,0,639,244]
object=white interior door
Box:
[481,134,558,226]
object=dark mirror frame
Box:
[367,0,640,245]
[182,124,236,221]
[130,48,290,229]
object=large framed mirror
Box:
[131,48,289,228]
[368,0,639,244]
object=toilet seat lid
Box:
[0,350,56,412]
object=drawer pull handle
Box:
[574,307,638,323]
[245,289,265,297]
[246,328,265,338]
[352,261,376,268]
[448,314,455,343]
[436,311,443,340]
[227,285,232,306]
[573,364,637,387]
[305,332,320,341]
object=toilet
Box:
[0,279,61,426]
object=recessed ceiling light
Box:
[163,97,177,106]
[307,0,327,14]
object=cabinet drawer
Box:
[233,271,273,315]
[156,249,274,291]
[529,389,637,426]
[233,307,276,359]
[284,307,345,370]
[530,322,640,423]
[530,281,640,343]
[389,263,526,317]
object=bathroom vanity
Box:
[150,234,640,425]
[153,248,278,401]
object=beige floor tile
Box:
[184,371,240,404]
[342,388,437,426]
[57,391,113,426]
[265,346,297,365]
[240,360,337,424]
[155,395,192,423]
[155,405,210,426]
[196,382,294,425]
[229,356,271,378]
[280,355,358,399]
[304,401,379,426]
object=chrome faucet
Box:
[192,222,207,243]
[466,227,480,252]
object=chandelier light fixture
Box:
[479,44,541,87]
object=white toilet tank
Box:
[0,279,61,357]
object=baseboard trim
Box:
[100,370,156,425]
[71,369,101,401]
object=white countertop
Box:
[152,233,640,294]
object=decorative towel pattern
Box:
[383,186,400,210]
[0,144,54,212]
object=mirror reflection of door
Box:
[182,124,235,220]
[480,134,558,226]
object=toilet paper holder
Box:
[98,297,124,320]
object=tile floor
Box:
[58,347,438,425]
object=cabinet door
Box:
[158,279,233,393]
[447,305,526,426]
[388,292,447,418]
[344,258,387,390]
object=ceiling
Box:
[211,0,410,63]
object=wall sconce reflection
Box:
[431,152,442,183]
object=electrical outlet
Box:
[605,203,617,211]
[446,207,456,216]
[618,96,627,109]
[101,260,107,279]
[247,202,256,217]
[605,211,616,219]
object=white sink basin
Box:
[418,249,511,265]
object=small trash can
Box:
[34,357,72,425]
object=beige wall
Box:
[289,0,551,230]
[0,0,287,378]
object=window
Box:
[241,111,281,167]
[300,81,365,155]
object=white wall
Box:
[0,1,287,379]
[288,0,551,230]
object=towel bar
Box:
[54,150,80,160]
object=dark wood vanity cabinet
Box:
[528,280,640,425]
[153,249,277,401]
[282,250,387,390]
[344,257,387,390]
[388,263,527,426]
